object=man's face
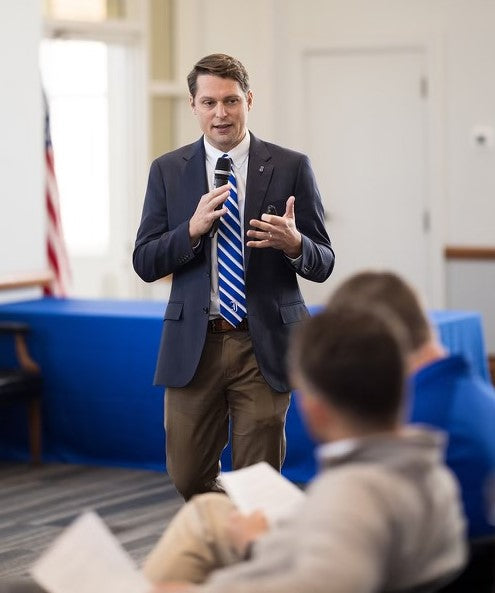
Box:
[190,74,253,152]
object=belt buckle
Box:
[209,318,226,333]
[209,318,247,333]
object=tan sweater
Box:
[201,428,466,593]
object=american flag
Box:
[44,94,71,297]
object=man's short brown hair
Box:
[328,271,431,352]
[187,53,250,99]
[291,305,408,428]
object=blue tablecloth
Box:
[0,298,489,483]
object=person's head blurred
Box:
[328,271,445,372]
[290,305,408,442]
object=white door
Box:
[300,48,430,304]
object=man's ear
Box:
[189,94,195,113]
[296,389,332,438]
[247,89,254,111]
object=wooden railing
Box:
[445,246,495,261]
[0,270,53,292]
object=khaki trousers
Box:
[142,493,238,584]
[165,330,290,500]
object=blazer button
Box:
[203,307,209,314]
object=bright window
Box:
[40,39,110,256]
[42,0,126,21]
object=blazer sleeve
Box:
[133,158,198,283]
[288,155,335,283]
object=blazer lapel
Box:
[244,133,273,272]
[182,138,208,212]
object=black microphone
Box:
[209,157,231,238]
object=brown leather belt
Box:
[208,318,249,333]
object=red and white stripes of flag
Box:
[44,96,70,297]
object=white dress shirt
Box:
[204,132,250,318]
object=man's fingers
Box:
[210,184,231,198]
[212,206,228,219]
[249,219,273,233]
[246,239,271,249]
[247,229,271,241]
[210,188,230,206]
[210,191,229,208]
[284,196,295,218]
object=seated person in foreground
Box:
[328,270,495,540]
[143,304,466,593]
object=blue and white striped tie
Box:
[217,155,247,327]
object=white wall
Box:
[2,1,495,352]
[0,2,44,289]
[179,0,495,248]
[267,0,495,248]
[174,0,277,148]
[268,0,495,346]
[174,0,495,345]
[447,261,495,352]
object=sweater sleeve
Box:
[198,471,392,593]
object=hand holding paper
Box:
[219,461,305,525]
[226,509,269,556]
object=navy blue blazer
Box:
[133,133,335,392]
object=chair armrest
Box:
[0,321,30,334]
[0,321,40,373]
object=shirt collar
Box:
[203,131,250,169]
[316,438,360,465]
[316,426,446,468]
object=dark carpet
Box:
[0,462,183,577]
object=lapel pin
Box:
[258,165,264,174]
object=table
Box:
[430,310,490,382]
[0,299,165,471]
[0,298,490,483]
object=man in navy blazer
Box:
[133,53,334,499]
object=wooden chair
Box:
[0,322,42,465]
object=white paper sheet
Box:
[30,511,150,593]
[219,462,305,525]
